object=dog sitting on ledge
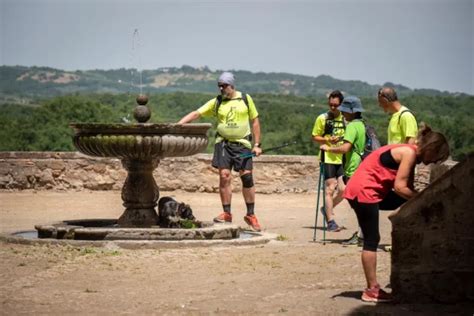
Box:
[158,196,195,228]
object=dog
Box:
[158,196,195,228]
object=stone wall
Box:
[0,152,433,194]
[390,154,474,303]
[0,152,320,194]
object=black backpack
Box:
[356,121,381,160]
[322,111,345,136]
[214,92,249,115]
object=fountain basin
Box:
[70,123,212,159]
[34,219,240,241]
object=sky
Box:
[1,0,473,94]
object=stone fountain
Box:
[32,95,237,241]
[69,95,210,228]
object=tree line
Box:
[0,92,472,160]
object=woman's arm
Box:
[393,147,418,199]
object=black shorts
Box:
[323,163,344,180]
[212,142,253,171]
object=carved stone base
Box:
[117,208,159,228]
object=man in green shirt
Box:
[312,90,346,232]
[178,72,262,231]
[377,87,418,144]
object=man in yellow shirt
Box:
[378,87,418,144]
[312,90,346,232]
[178,72,263,231]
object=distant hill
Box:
[0,65,466,103]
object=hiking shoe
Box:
[244,215,261,232]
[361,286,392,303]
[327,220,341,232]
[213,212,232,223]
[342,232,362,246]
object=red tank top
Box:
[343,144,417,203]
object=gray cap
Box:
[339,96,364,113]
[218,72,235,86]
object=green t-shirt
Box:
[312,112,345,164]
[342,120,366,177]
[198,91,258,149]
[388,106,418,144]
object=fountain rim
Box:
[70,123,212,136]
[0,230,278,249]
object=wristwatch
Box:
[254,143,261,148]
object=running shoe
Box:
[244,215,261,232]
[213,212,232,223]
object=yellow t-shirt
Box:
[388,106,418,144]
[312,112,345,164]
[198,91,258,149]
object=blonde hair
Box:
[417,123,450,163]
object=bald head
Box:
[378,87,398,102]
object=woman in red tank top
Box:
[344,124,450,302]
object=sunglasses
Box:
[218,83,229,89]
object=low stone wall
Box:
[0,152,434,194]
[0,152,320,194]
[390,154,473,303]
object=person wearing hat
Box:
[321,96,367,245]
[178,72,263,231]
[320,96,366,180]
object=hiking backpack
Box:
[214,92,249,115]
[357,122,381,160]
[322,111,345,136]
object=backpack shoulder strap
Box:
[241,92,249,108]
[322,111,331,136]
[214,95,223,115]
[398,109,414,125]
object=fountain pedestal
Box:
[119,159,160,227]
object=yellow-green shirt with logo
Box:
[198,91,258,149]
[388,106,418,144]
[312,112,345,164]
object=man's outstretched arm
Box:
[178,111,201,124]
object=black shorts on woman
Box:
[212,141,253,171]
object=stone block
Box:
[391,154,474,303]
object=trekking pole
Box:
[239,141,298,158]
[312,150,327,244]
[312,161,323,242]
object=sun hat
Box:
[339,96,364,113]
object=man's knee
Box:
[240,173,254,188]
[325,179,337,193]
[219,170,232,186]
